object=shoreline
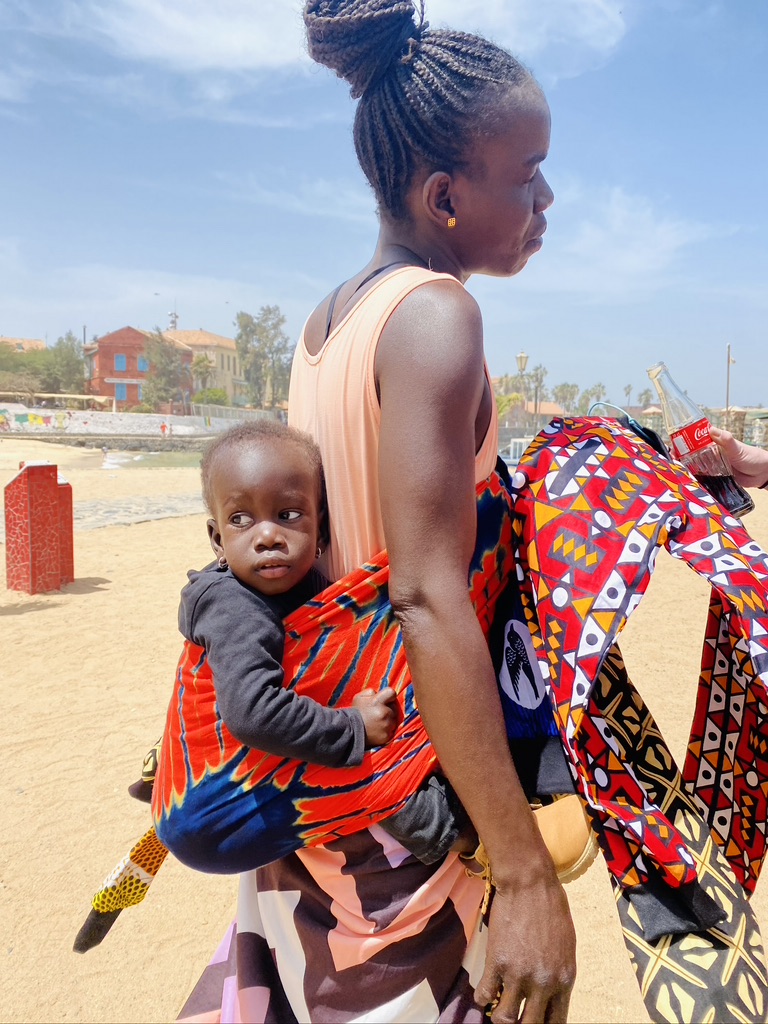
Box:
[6,433,212,453]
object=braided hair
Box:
[304,0,533,220]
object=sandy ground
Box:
[3,435,768,1024]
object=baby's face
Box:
[207,440,322,596]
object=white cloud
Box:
[428,0,628,65]
[35,0,309,73]
[215,173,376,226]
[0,251,328,346]
[11,0,632,77]
[505,183,722,300]
[0,64,39,104]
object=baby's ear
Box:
[318,500,330,548]
[207,518,224,558]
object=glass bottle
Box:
[647,362,754,518]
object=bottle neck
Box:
[648,363,704,433]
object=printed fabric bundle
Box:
[77,417,768,1024]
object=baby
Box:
[174,418,470,865]
[185,418,397,767]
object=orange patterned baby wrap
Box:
[151,469,514,873]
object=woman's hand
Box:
[710,426,768,489]
[476,875,576,1023]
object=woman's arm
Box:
[376,279,576,1023]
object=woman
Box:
[181,2,575,1021]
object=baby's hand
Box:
[353,687,398,749]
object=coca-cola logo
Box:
[694,424,709,441]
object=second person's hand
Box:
[710,426,768,489]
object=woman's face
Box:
[451,86,554,278]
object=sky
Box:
[1,0,766,409]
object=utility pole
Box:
[725,343,736,429]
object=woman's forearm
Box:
[396,593,559,889]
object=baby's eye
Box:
[230,513,253,527]
[280,510,302,521]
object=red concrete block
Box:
[4,462,74,594]
[57,475,74,586]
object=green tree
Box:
[0,368,42,403]
[497,391,524,423]
[44,331,85,393]
[551,382,580,415]
[0,344,23,374]
[142,329,189,410]
[576,382,607,415]
[528,364,549,413]
[235,305,294,408]
[191,353,217,392]
[193,387,228,406]
[0,332,84,396]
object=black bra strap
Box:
[324,283,345,342]
[323,261,415,341]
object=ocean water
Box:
[101,450,203,470]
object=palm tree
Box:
[637,388,653,410]
[191,353,216,393]
[624,384,632,406]
[497,391,525,425]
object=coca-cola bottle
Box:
[647,362,754,518]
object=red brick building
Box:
[84,327,192,411]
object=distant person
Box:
[710,426,768,490]
[160,421,168,439]
[156,419,474,871]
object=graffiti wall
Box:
[0,403,261,438]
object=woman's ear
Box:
[207,518,224,559]
[421,171,456,230]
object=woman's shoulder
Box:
[395,271,480,321]
[302,266,474,357]
[379,273,483,369]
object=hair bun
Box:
[304,0,418,98]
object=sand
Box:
[2,435,768,1024]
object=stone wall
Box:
[0,402,277,440]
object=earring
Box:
[447,216,457,229]
[316,546,323,559]
[217,555,228,569]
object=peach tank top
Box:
[288,266,499,582]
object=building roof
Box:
[84,327,195,354]
[163,329,237,352]
[525,400,565,416]
[0,336,46,352]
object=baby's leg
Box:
[378,774,476,864]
